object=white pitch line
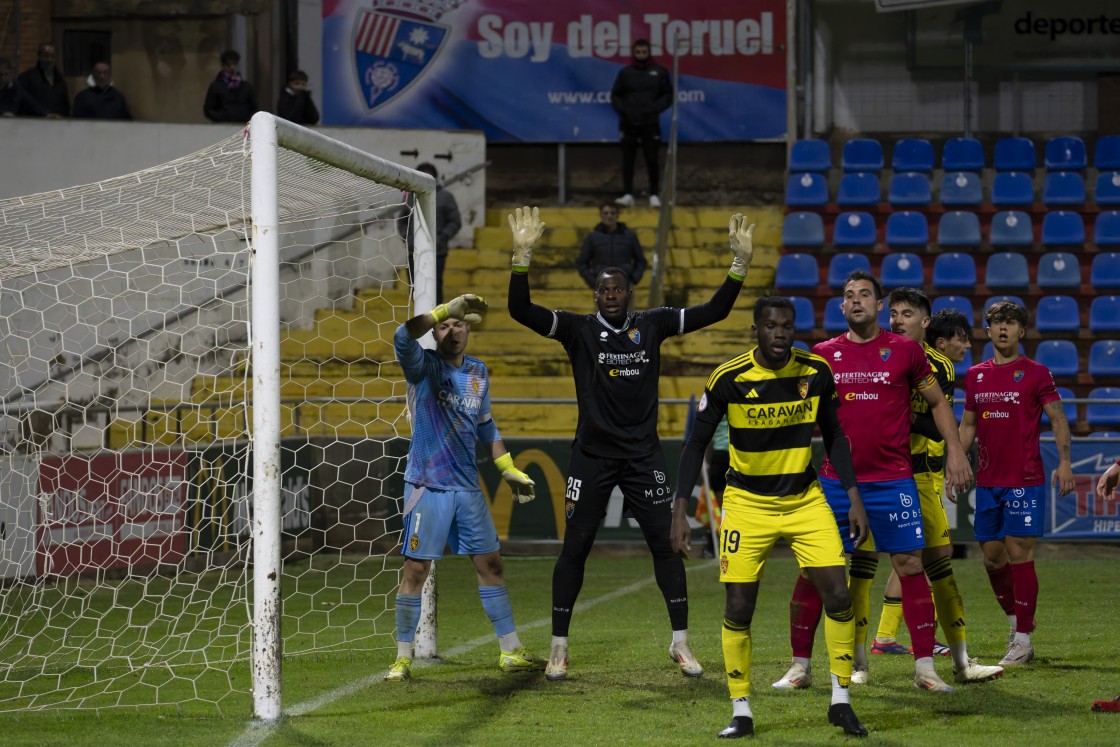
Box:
[229,559,716,747]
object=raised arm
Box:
[507,206,558,335]
[680,213,753,333]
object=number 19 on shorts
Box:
[721,528,740,554]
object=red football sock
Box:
[790,573,823,659]
[900,572,936,660]
[1010,561,1038,633]
[986,563,1016,616]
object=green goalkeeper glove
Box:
[507,206,546,271]
[728,212,755,279]
[494,452,535,503]
[431,294,487,324]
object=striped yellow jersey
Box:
[909,342,955,473]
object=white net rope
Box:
[0,129,416,712]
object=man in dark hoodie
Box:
[610,39,672,209]
[203,49,259,123]
[17,43,67,117]
[0,57,46,117]
[575,203,647,289]
[72,62,132,119]
[276,70,320,126]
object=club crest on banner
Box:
[352,0,464,111]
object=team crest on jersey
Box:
[628,328,641,344]
[408,533,420,552]
[720,554,729,575]
[566,500,576,518]
[1013,369,1025,382]
[879,347,891,361]
[798,377,809,398]
[352,1,460,111]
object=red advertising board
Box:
[37,450,188,577]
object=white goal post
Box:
[0,112,438,723]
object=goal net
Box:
[0,114,435,719]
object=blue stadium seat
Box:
[982,295,1026,318]
[1032,339,1079,376]
[793,340,811,352]
[1087,387,1120,428]
[1044,136,1087,171]
[1036,252,1082,290]
[828,253,873,290]
[781,211,826,248]
[932,295,975,326]
[1042,171,1085,207]
[1090,296,1120,333]
[878,304,891,329]
[1035,295,1080,333]
[788,296,816,333]
[842,139,884,173]
[1089,340,1120,378]
[1091,252,1120,290]
[1094,171,1120,207]
[785,172,829,207]
[775,253,820,290]
[888,172,932,207]
[885,211,929,248]
[937,211,981,247]
[990,172,1034,207]
[932,252,977,290]
[832,211,877,248]
[953,388,966,421]
[1094,211,1120,247]
[824,297,848,332]
[836,172,881,207]
[892,138,934,173]
[1097,136,1120,170]
[880,252,924,289]
[941,137,985,172]
[790,139,831,173]
[988,211,1033,247]
[1042,387,1077,426]
[953,349,973,378]
[940,171,983,207]
[994,136,1036,171]
[984,252,1030,292]
[1041,210,1085,247]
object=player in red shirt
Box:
[773,272,973,693]
[1092,460,1120,712]
[959,300,1075,666]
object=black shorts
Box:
[564,446,675,531]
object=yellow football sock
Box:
[926,556,967,645]
[848,555,878,650]
[825,604,855,686]
[722,618,752,699]
[875,596,904,641]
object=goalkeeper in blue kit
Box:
[385,294,543,681]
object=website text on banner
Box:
[322,0,787,142]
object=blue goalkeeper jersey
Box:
[394,324,498,491]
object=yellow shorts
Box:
[719,483,847,583]
[855,471,951,552]
[915,470,951,548]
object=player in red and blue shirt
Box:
[959,300,1075,667]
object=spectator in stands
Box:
[610,39,672,209]
[72,62,132,120]
[0,57,46,117]
[405,163,461,305]
[276,70,319,126]
[575,203,647,289]
[203,49,259,123]
[18,43,67,117]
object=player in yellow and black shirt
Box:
[673,297,869,739]
[863,290,1002,684]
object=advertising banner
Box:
[322,0,788,142]
[37,450,188,577]
[0,456,38,580]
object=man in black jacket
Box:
[17,44,67,117]
[276,70,320,126]
[203,49,259,123]
[575,203,647,288]
[72,62,132,120]
[610,39,672,209]
[0,58,45,117]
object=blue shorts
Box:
[400,483,500,560]
[973,485,1045,541]
[821,476,925,554]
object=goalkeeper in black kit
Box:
[507,206,753,681]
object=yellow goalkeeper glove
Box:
[494,452,535,503]
[728,212,755,279]
[431,294,487,324]
[507,206,546,271]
